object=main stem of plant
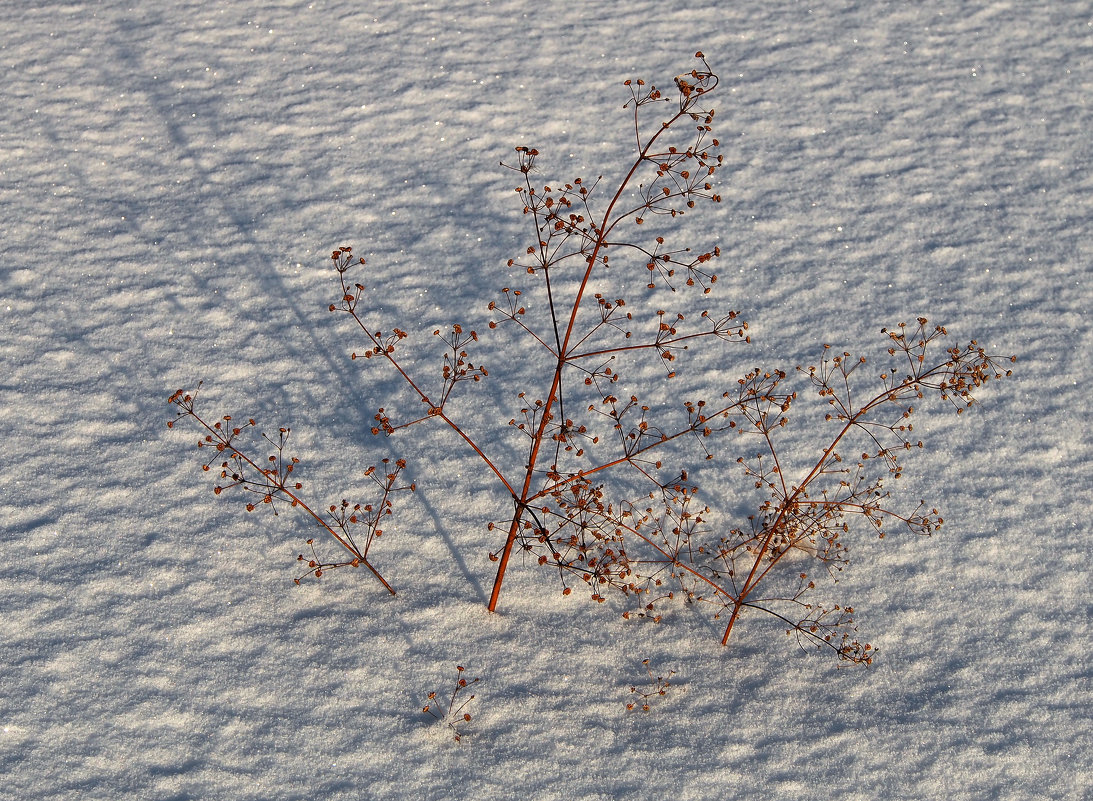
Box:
[486,106,687,613]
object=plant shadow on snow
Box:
[96,15,388,428]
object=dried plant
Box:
[423,666,480,743]
[167,384,413,593]
[168,54,1014,664]
[626,659,677,712]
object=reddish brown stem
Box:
[486,102,698,612]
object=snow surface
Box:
[2,1,1090,799]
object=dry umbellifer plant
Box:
[626,659,677,712]
[422,665,480,743]
[168,54,1014,664]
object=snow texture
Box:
[2,1,1090,799]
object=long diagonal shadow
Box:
[97,17,366,423]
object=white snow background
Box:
[2,1,1090,799]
